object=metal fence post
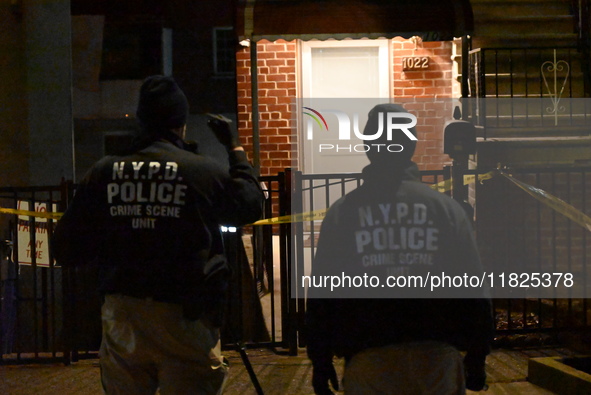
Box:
[59,179,74,365]
[285,168,301,355]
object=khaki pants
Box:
[100,294,228,395]
[344,341,465,395]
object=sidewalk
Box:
[1,346,574,394]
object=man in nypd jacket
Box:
[306,103,493,394]
[53,75,263,395]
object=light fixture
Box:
[410,36,423,50]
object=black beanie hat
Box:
[363,103,417,164]
[136,75,189,131]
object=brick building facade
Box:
[236,37,459,176]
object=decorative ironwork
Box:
[541,49,570,125]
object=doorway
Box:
[300,39,390,175]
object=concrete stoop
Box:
[529,356,591,394]
[476,136,591,168]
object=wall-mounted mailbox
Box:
[444,120,476,158]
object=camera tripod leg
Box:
[236,342,264,395]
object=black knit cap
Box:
[363,103,417,165]
[136,75,189,131]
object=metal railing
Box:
[3,166,591,363]
[0,184,67,364]
[476,166,591,341]
[574,0,591,53]
[247,172,292,351]
[467,46,591,138]
[290,169,451,349]
[0,176,295,364]
[574,0,591,96]
[289,167,591,347]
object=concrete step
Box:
[472,2,572,19]
[529,356,591,395]
[477,106,591,118]
[476,125,591,138]
[476,136,591,167]
[474,47,582,60]
[469,47,583,69]
[472,33,578,48]
[471,0,571,3]
[471,101,591,121]
[478,77,586,98]
[477,63,585,76]
[476,15,574,23]
[470,48,586,97]
[470,0,577,48]
[471,48,583,71]
[474,16,574,37]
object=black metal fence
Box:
[467,46,590,139]
[289,166,591,347]
[573,0,591,96]
[2,166,591,363]
[0,174,297,364]
[0,184,67,364]
[292,168,453,266]
[476,166,591,343]
[289,169,452,349]
[246,172,292,350]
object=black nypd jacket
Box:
[53,133,264,318]
[306,161,493,363]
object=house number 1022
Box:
[402,57,430,71]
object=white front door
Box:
[300,39,390,175]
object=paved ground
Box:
[0,346,576,394]
[1,237,583,393]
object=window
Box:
[213,27,236,76]
[100,23,162,80]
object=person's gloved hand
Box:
[207,113,240,150]
[312,361,339,395]
[464,353,487,391]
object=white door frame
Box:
[298,38,391,174]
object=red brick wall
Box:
[392,38,455,171]
[236,38,457,176]
[236,40,298,177]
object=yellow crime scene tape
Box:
[252,171,497,225]
[0,207,63,220]
[429,171,495,193]
[499,171,591,233]
[3,170,588,231]
[0,172,497,226]
[251,209,327,226]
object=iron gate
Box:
[476,166,591,344]
[2,166,591,363]
[289,166,591,349]
[0,183,68,364]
